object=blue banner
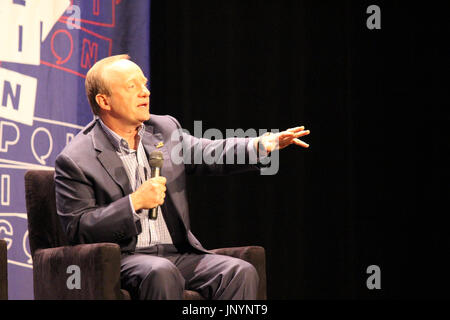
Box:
[0,0,150,299]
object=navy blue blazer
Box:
[55,115,260,253]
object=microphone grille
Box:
[149,151,164,168]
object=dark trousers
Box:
[120,244,259,300]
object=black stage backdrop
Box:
[149,0,449,299]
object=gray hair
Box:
[84,54,130,115]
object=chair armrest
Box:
[210,246,267,299]
[0,239,7,300]
[32,243,127,300]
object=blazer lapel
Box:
[91,122,133,196]
[141,125,185,220]
[141,125,172,177]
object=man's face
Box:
[103,59,150,127]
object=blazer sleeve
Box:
[54,153,140,245]
[167,115,262,176]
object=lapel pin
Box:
[156,142,164,148]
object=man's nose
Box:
[140,85,150,97]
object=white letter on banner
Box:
[0,121,20,152]
[31,127,54,165]
[1,175,10,206]
[0,68,37,126]
[0,0,70,64]
[0,2,40,65]
[0,219,13,250]
[23,231,32,264]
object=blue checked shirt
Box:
[98,119,173,248]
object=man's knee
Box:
[142,259,184,289]
[127,257,185,300]
[216,258,259,300]
[236,260,259,287]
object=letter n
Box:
[1,81,21,110]
[80,39,99,69]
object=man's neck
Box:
[100,117,141,150]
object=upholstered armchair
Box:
[24,170,267,300]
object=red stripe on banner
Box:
[40,60,86,78]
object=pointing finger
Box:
[287,126,305,133]
[293,138,309,148]
[294,130,310,138]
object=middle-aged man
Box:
[55,54,310,300]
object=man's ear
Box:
[96,94,111,112]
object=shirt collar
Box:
[97,117,145,153]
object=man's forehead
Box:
[104,59,144,79]
[126,73,147,83]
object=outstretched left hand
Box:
[256,126,310,154]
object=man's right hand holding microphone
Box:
[130,176,166,211]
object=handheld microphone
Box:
[149,151,164,220]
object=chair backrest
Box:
[24,170,68,256]
[0,239,7,300]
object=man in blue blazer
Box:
[55,54,310,300]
